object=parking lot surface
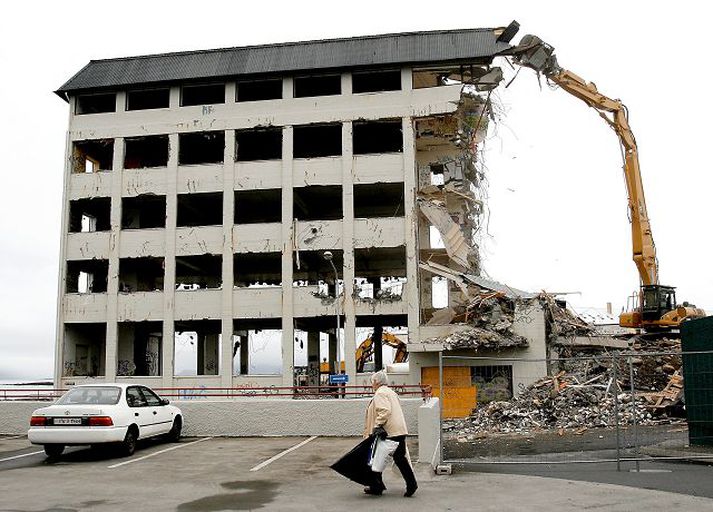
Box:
[2,434,713,511]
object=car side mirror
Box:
[161,398,170,405]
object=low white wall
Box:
[0,398,424,437]
[417,397,440,465]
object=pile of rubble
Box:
[446,338,686,435]
[424,289,529,350]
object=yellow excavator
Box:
[355,332,408,373]
[507,32,705,331]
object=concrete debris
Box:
[539,293,595,340]
[429,325,528,352]
[447,336,686,435]
[424,290,529,350]
[418,199,478,269]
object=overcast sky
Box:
[1,1,710,380]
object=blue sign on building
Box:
[329,374,349,384]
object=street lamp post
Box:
[322,251,340,378]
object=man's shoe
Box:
[364,487,384,496]
[404,484,418,497]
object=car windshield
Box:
[56,386,122,405]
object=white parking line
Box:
[0,451,44,463]
[107,437,213,469]
[249,436,318,472]
[1,435,26,440]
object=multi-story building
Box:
[54,25,547,397]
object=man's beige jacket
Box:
[363,385,408,438]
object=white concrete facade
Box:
[56,69,473,389]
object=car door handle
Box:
[135,412,139,417]
[153,411,157,415]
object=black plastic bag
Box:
[330,436,376,486]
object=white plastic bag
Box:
[369,438,398,473]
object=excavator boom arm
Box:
[510,35,658,286]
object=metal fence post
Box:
[628,355,640,472]
[612,353,621,472]
[439,350,444,466]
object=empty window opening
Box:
[124,135,169,169]
[355,316,408,373]
[471,365,514,404]
[181,83,225,106]
[293,123,342,158]
[354,247,406,300]
[174,320,222,376]
[293,249,343,287]
[235,128,282,161]
[429,225,445,248]
[293,185,342,221]
[66,260,108,293]
[431,277,449,309]
[63,323,106,377]
[175,254,222,290]
[237,79,283,102]
[294,75,341,98]
[352,69,401,93]
[412,65,492,89]
[429,164,446,186]
[122,195,166,229]
[177,192,223,227]
[234,189,281,224]
[294,317,345,384]
[119,257,164,293]
[72,139,114,173]
[126,88,170,111]
[179,131,224,165]
[75,93,116,115]
[233,318,282,376]
[354,183,405,218]
[234,252,281,288]
[69,198,111,232]
[353,120,403,155]
[117,321,163,376]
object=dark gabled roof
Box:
[55,27,512,98]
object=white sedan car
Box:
[28,383,182,458]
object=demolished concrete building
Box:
[54,25,555,397]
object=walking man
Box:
[363,370,418,497]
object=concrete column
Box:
[54,103,75,385]
[105,129,125,382]
[342,121,356,382]
[403,116,420,346]
[401,67,413,92]
[328,333,337,373]
[200,333,220,375]
[162,131,179,386]
[307,331,320,387]
[239,334,249,375]
[341,72,352,96]
[220,128,235,387]
[283,77,294,100]
[281,125,295,386]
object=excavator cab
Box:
[641,285,676,322]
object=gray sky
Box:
[1,1,711,380]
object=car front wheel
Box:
[166,417,182,443]
[44,444,64,458]
[121,428,138,456]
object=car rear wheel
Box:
[121,427,138,456]
[166,417,182,443]
[44,444,64,458]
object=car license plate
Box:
[54,418,82,425]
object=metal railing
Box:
[0,384,431,402]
